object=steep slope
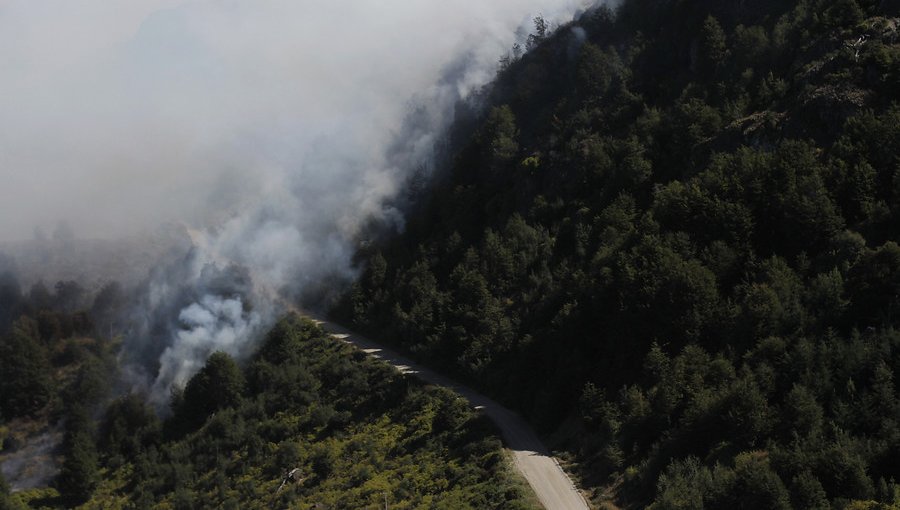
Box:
[342,0,900,507]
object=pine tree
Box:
[0,317,54,417]
[699,15,728,77]
[176,351,246,430]
[58,431,99,505]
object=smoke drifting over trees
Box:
[0,1,594,400]
[0,0,592,242]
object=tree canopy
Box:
[340,0,900,506]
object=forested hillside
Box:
[0,277,119,509]
[342,0,900,507]
[1,314,535,509]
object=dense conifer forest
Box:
[342,0,900,507]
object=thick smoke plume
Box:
[0,1,595,404]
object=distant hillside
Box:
[342,0,900,507]
[0,224,192,293]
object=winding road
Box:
[309,316,590,510]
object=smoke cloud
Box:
[0,0,595,402]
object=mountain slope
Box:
[341,0,900,507]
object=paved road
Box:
[309,316,590,510]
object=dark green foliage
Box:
[576,43,619,98]
[90,281,123,337]
[482,105,519,165]
[0,317,54,417]
[84,316,535,509]
[172,351,245,433]
[649,453,791,510]
[339,0,900,506]
[100,394,161,463]
[0,271,23,332]
[823,0,866,29]
[0,281,120,505]
[790,471,830,510]
[57,430,99,505]
[0,470,26,510]
[56,402,102,504]
[699,16,729,77]
[847,241,900,325]
[729,453,792,510]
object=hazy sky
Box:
[0,1,599,397]
[0,0,592,242]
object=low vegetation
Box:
[0,303,535,509]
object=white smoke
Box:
[150,295,261,403]
[0,0,597,403]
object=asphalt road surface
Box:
[310,316,590,510]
